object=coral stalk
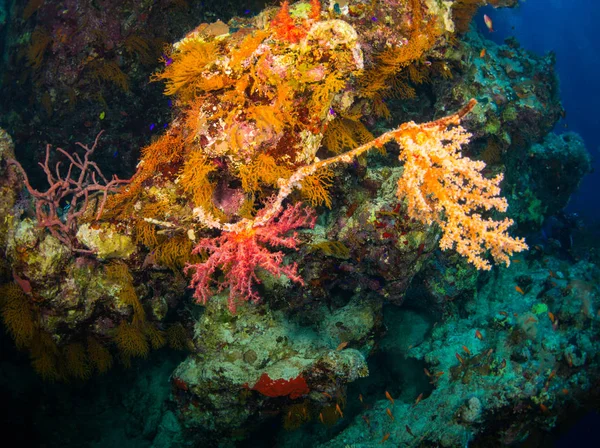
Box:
[195,99,525,269]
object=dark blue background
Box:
[477,1,600,222]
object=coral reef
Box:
[0,1,596,447]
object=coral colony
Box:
[0,1,597,446]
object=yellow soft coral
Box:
[394,116,528,270]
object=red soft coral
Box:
[185,202,316,313]
[271,1,306,43]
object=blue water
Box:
[478,0,600,221]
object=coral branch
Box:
[7,131,129,252]
[189,100,526,311]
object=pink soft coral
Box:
[185,202,316,313]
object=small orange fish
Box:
[436,371,445,377]
[358,394,363,403]
[552,319,559,331]
[540,403,549,413]
[335,403,344,418]
[562,389,569,395]
[566,353,573,368]
[499,311,509,316]
[484,14,494,32]
[456,353,464,365]
[319,412,324,424]
[548,270,557,278]
[548,369,557,382]
[524,317,537,324]
[322,392,332,399]
[385,390,394,406]
[424,368,432,377]
[475,330,483,340]
[381,433,390,444]
[414,393,423,406]
[336,341,349,351]
[513,259,521,263]
[486,349,494,357]
[548,312,555,323]
[500,359,507,369]
[386,408,394,421]
[480,48,486,58]
[462,345,471,356]
[515,286,525,295]
[362,415,371,426]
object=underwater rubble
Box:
[0,1,597,447]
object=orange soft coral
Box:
[394,113,528,270]
[309,0,322,20]
[271,1,306,43]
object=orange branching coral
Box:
[247,105,286,135]
[451,0,486,34]
[144,323,167,350]
[30,331,61,381]
[394,112,528,270]
[311,74,347,118]
[87,336,113,374]
[154,235,199,271]
[152,40,221,99]
[166,323,189,350]
[323,114,374,154]
[178,150,216,208]
[27,27,52,69]
[89,59,130,92]
[238,153,292,193]
[134,220,160,248]
[300,168,334,208]
[230,31,269,68]
[309,0,322,20]
[124,35,157,66]
[139,132,185,176]
[105,131,186,218]
[106,261,145,320]
[359,0,441,106]
[0,283,36,349]
[64,342,92,380]
[271,1,306,43]
[114,321,149,361]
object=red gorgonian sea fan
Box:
[185,202,316,313]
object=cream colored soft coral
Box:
[395,121,528,270]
